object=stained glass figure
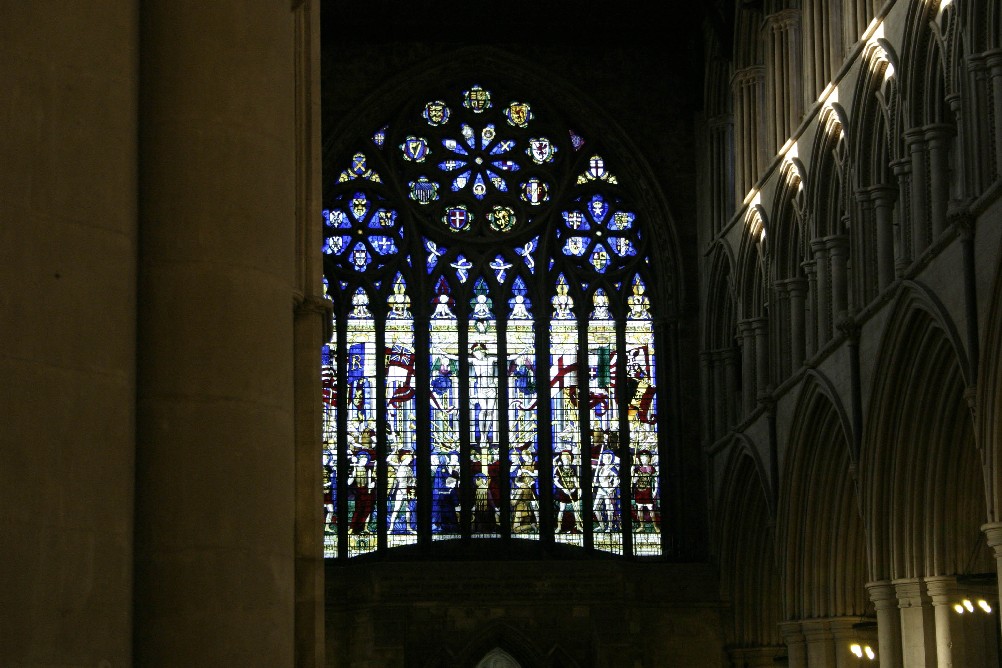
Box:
[429,278,460,539]
[346,288,377,557]
[385,278,417,547]
[507,278,538,537]
[588,289,622,554]
[550,278,582,547]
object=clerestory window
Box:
[322,81,665,558]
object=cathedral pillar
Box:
[801,619,837,667]
[869,184,898,291]
[829,617,864,667]
[779,620,808,668]
[867,580,903,667]
[802,259,819,358]
[905,129,932,257]
[737,319,758,414]
[826,235,849,323]
[983,51,1002,187]
[787,278,808,369]
[752,317,770,402]
[982,523,1002,640]
[894,578,938,666]
[924,124,954,240]
[811,239,831,346]
[724,347,740,428]
[890,158,913,273]
[135,3,297,666]
[1,4,138,665]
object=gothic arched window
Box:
[322,81,665,559]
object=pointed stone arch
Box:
[778,371,867,620]
[860,283,988,582]
[715,437,783,649]
[704,242,741,439]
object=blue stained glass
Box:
[508,276,532,319]
[610,237,637,257]
[586,194,609,223]
[430,276,456,319]
[471,172,489,199]
[349,242,371,271]
[452,171,471,192]
[486,170,507,193]
[490,255,513,283]
[562,236,590,257]
[438,159,466,172]
[326,209,351,228]
[515,238,538,273]
[443,138,469,155]
[450,255,473,283]
[323,235,352,256]
[569,129,585,150]
[423,101,450,126]
[424,239,445,273]
[562,210,589,230]
[610,211,635,230]
[375,209,397,228]
[463,85,492,113]
[372,125,388,147]
[590,244,610,273]
[350,193,370,221]
[492,138,516,155]
[368,235,398,255]
[480,123,496,150]
[461,124,476,149]
[491,160,519,172]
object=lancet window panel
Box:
[322,81,667,559]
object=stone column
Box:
[826,235,849,324]
[708,114,736,234]
[787,278,807,369]
[983,51,1002,186]
[1,5,138,665]
[926,575,964,667]
[982,523,1002,641]
[867,580,903,667]
[811,239,831,346]
[724,348,740,428]
[737,319,758,415]
[905,129,931,257]
[135,3,297,666]
[829,617,863,667]
[924,124,954,240]
[779,620,808,668]
[753,317,770,402]
[802,618,836,667]
[870,184,898,291]
[802,260,818,358]
[890,158,913,273]
[894,577,938,666]
[700,350,716,438]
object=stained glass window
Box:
[323,82,664,558]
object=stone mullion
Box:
[767,10,801,152]
[709,114,735,233]
[773,280,791,380]
[753,317,770,402]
